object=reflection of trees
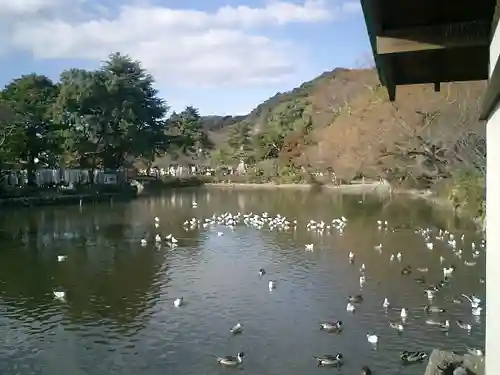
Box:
[0,205,165,331]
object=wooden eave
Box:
[361,0,496,101]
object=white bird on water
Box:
[173,297,183,307]
[268,280,276,291]
[400,308,408,319]
[367,334,378,344]
[305,244,314,251]
[348,252,355,262]
[383,298,390,308]
[347,302,356,312]
[53,291,65,301]
[57,255,67,262]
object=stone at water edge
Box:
[424,349,484,375]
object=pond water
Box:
[0,188,485,375]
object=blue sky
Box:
[0,0,371,115]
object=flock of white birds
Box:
[51,203,486,372]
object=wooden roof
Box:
[361,0,497,100]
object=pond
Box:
[0,187,485,375]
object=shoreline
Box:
[202,181,393,194]
[0,191,136,208]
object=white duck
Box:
[57,255,67,262]
[383,298,390,308]
[173,297,183,307]
[268,280,276,291]
[367,334,378,344]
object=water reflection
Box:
[0,188,484,375]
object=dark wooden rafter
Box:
[376,20,490,54]
[360,0,495,101]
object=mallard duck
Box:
[230,323,243,334]
[319,321,342,332]
[389,322,404,332]
[424,304,445,313]
[259,268,266,276]
[313,353,343,366]
[217,352,244,366]
[361,366,372,375]
[173,297,183,307]
[349,294,363,303]
[456,320,472,330]
[400,351,428,363]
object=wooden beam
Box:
[376,20,490,54]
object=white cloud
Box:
[0,0,360,88]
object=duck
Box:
[361,366,372,375]
[400,351,428,363]
[230,323,243,334]
[389,322,404,332]
[439,320,450,331]
[347,302,356,312]
[57,255,67,262]
[319,321,342,332]
[425,289,437,299]
[155,234,162,242]
[424,304,445,313]
[467,347,483,356]
[173,297,183,307]
[401,266,412,275]
[400,308,408,319]
[396,252,402,260]
[456,320,472,331]
[461,294,481,308]
[360,263,366,272]
[305,244,314,251]
[472,306,482,316]
[53,291,65,300]
[383,297,390,308]
[268,280,276,290]
[359,275,366,285]
[367,334,378,344]
[140,239,147,246]
[314,353,343,366]
[216,352,244,366]
[259,268,266,276]
[349,294,363,303]
[443,266,455,276]
[349,252,355,263]
[417,267,429,272]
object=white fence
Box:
[1,169,125,188]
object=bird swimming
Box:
[173,297,183,307]
[230,323,243,334]
[313,353,343,366]
[259,268,266,276]
[400,351,428,363]
[319,321,342,332]
[216,352,244,366]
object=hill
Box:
[205,68,486,187]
